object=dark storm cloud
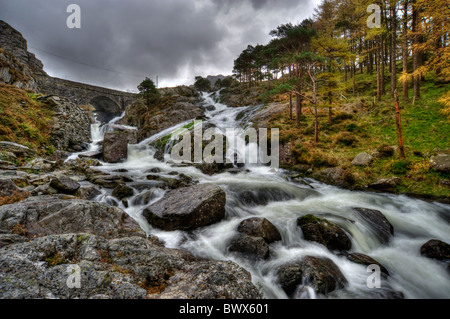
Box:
[0,0,319,90]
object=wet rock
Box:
[344,252,390,276]
[146,174,193,189]
[78,150,103,159]
[352,207,394,244]
[102,130,137,163]
[236,188,295,207]
[237,217,282,244]
[0,195,144,239]
[277,256,348,297]
[228,234,270,260]
[351,152,373,166]
[420,239,450,261]
[367,177,402,191]
[297,214,352,251]
[131,189,160,206]
[111,183,134,200]
[0,233,262,299]
[49,175,80,194]
[143,184,226,231]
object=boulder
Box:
[0,233,262,299]
[111,183,134,200]
[74,186,102,200]
[102,130,137,163]
[351,152,373,166]
[236,188,295,207]
[228,234,270,260]
[276,256,348,297]
[312,167,356,189]
[49,176,80,195]
[143,184,226,231]
[430,154,450,174]
[0,195,144,239]
[367,177,402,191]
[352,207,394,244]
[344,252,390,276]
[297,214,352,251]
[237,217,282,244]
[420,239,450,261]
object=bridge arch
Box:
[90,96,122,123]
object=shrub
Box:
[391,160,411,175]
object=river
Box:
[80,91,450,299]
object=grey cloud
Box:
[0,0,319,90]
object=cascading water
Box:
[81,91,450,299]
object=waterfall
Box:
[77,90,450,299]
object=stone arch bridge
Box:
[37,76,136,123]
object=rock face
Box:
[143,184,226,231]
[102,129,138,163]
[352,152,373,166]
[0,233,262,299]
[276,256,348,297]
[352,207,394,244]
[37,95,91,152]
[0,20,46,91]
[420,239,450,261]
[297,215,352,251]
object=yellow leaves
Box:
[438,91,450,121]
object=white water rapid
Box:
[78,92,450,299]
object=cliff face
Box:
[0,21,46,91]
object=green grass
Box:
[255,69,450,199]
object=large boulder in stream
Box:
[352,207,394,244]
[276,256,348,297]
[237,217,282,244]
[420,239,450,261]
[297,214,352,251]
[143,184,226,231]
[102,129,138,163]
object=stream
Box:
[77,91,450,299]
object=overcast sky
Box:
[0,0,321,91]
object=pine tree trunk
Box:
[412,1,420,99]
[390,3,397,98]
[296,93,302,122]
[402,0,410,102]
